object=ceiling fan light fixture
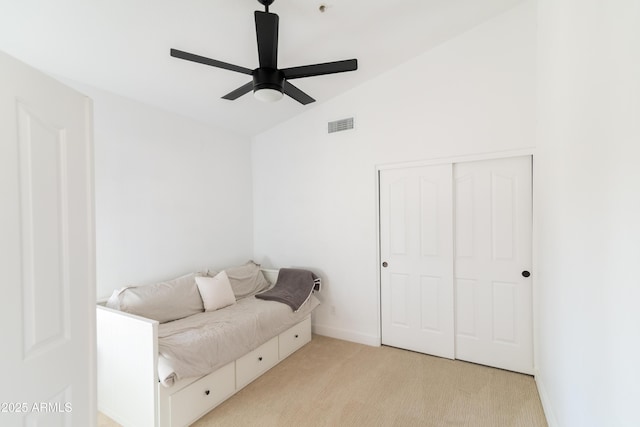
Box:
[254,87,284,102]
[252,68,284,102]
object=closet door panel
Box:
[380,165,454,359]
[454,156,532,374]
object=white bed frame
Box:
[97,269,312,427]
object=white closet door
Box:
[454,156,533,374]
[0,50,95,426]
[380,165,454,358]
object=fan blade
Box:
[282,59,357,80]
[222,81,254,100]
[255,11,278,69]
[283,81,315,105]
[170,48,253,75]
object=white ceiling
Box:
[0,0,523,136]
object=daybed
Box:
[97,263,320,427]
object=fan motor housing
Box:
[253,68,285,93]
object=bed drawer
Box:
[169,362,235,427]
[236,337,279,389]
[279,316,311,359]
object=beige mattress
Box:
[157,295,320,386]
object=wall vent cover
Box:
[328,117,354,134]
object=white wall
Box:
[70,84,254,299]
[252,1,536,344]
[535,1,640,426]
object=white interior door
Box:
[0,50,95,426]
[454,156,533,374]
[380,165,454,358]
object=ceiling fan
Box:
[170,0,358,105]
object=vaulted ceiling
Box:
[0,0,523,136]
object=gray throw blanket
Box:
[256,268,319,312]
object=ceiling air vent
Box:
[328,117,354,134]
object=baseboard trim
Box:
[535,369,558,427]
[312,324,380,347]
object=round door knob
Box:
[522,270,531,278]
[382,262,388,268]
[205,390,210,396]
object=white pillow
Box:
[196,271,236,312]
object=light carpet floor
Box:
[99,335,547,427]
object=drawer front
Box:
[169,362,235,427]
[236,337,279,389]
[279,317,312,360]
